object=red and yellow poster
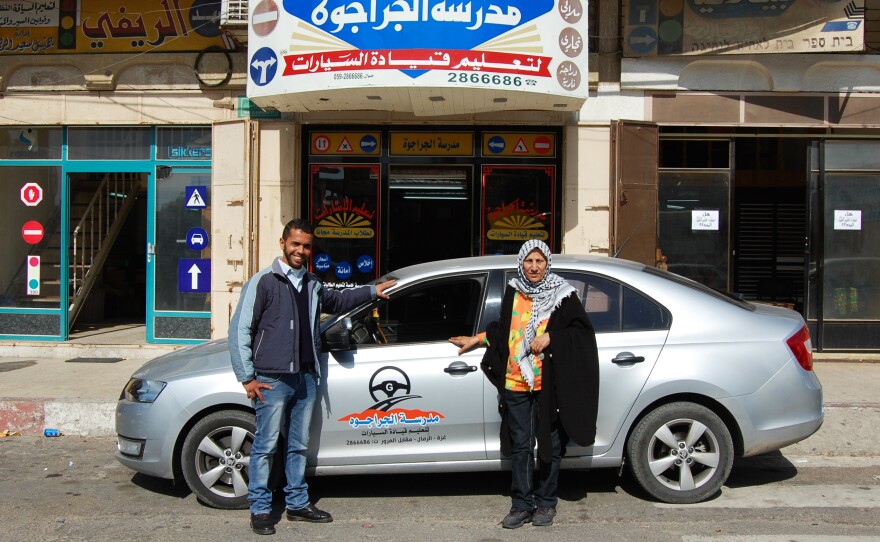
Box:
[0,0,233,55]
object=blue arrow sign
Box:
[487,136,506,153]
[360,135,378,153]
[178,258,211,293]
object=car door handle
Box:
[612,352,645,364]
[444,362,478,374]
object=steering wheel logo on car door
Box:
[338,366,446,429]
[368,366,416,409]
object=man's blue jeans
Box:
[503,388,562,511]
[248,371,317,515]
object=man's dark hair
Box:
[282,218,314,239]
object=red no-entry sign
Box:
[21,220,44,245]
[20,182,43,206]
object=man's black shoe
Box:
[286,504,333,523]
[250,513,276,535]
[532,506,556,526]
[501,507,533,529]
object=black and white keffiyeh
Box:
[508,240,576,389]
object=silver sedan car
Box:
[115,255,823,509]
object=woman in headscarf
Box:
[449,240,599,529]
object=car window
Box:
[505,270,671,333]
[350,275,485,345]
[622,285,672,331]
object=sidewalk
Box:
[0,332,879,449]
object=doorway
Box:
[67,172,147,337]
[387,166,473,271]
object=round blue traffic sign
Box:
[186,227,209,251]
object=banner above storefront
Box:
[0,0,233,55]
[247,0,589,115]
[623,0,865,56]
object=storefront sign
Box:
[248,1,587,101]
[483,133,555,157]
[834,210,862,231]
[311,132,381,155]
[390,132,473,156]
[623,0,864,56]
[0,0,232,55]
[237,97,282,119]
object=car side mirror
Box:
[322,317,353,351]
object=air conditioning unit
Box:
[221,0,248,26]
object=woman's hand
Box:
[530,333,550,355]
[449,335,481,355]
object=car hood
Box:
[131,338,232,382]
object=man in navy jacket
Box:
[229,218,395,535]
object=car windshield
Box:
[643,266,756,311]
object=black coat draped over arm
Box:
[481,286,600,461]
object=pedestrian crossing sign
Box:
[185,186,208,209]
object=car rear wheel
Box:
[181,410,256,510]
[626,402,734,504]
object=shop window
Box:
[68,127,151,160]
[0,166,62,314]
[156,127,212,160]
[1,127,62,160]
[822,174,880,321]
[482,166,554,255]
[658,171,730,291]
[309,165,380,288]
[154,168,211,312]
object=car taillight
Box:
[786,325,813,371]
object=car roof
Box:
[381,254,647,282]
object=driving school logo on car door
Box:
[339,366,445,429]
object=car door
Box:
[484,270,670,459]
[311,273,489,467]
[564,272,670,455]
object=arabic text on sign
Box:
[310,0,523,33]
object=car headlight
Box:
[122,378,167,403]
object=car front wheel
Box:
[626,402,734,504]
[181,410,256,510]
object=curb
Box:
[0,398,115,437]
[0,342,181,361]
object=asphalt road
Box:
[0,435,878,542]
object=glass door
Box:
[387,166,473,271]
[147,166,211,343]
[809,141,880,351]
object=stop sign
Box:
[20,182,43,206]
[21,220,44,244]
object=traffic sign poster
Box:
[185,186,209,209]
[482,133,556,157]
[178,259,211,294]
[21,220,45,245]
[26,256,40,296]
[186,227,210,251]
[20,182,43,206]
[310,132,381,156]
